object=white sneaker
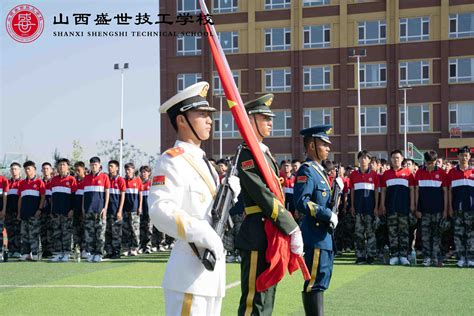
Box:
[60,254,70,262]
[81,251,90,259]
[0,254,3,262]
[130,249,138,256]
[389,257,400,265]
[19,254,31,261]
[226,255,236,263]
[467,260,474,268]
[93,254,102,263]
[137,249,143,254]
[400,257,410,266]
[422,257,432,267]
[30,254,39,261]
[50,254,63,262]
[87,253,94,263]
[151,247,158,252]
[122,251,129,257]
[457,257,466,268]
[159,245,166,252]
[11,252,21,258]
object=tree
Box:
[71,140,84,165]
[96,140,151,167]
[52,148,61,168]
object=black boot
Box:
[302,291,324,316]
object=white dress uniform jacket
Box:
[149,140,226,298]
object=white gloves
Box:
[330,212,339,229]
[290,228,304,256]
[193,220,224,260]
[335,177,344,191]
[227,175,241,203]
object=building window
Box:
[214,111,240,138]
[271,111,292,137]
[218,31,238,53]
[265,28,291,51]
[264,69,291,92]
[264,0,291,10]
[449,57,474,83]
[303,108,332,128]
[303,25,330,48]
[449,103,474,132]
[303,66,331,90]
[213,71,239,95]
[400,104,430,132]
[177,73,202,92]
[371,151,388,159]
[177,0,199,14]
[359,63,386,88]
[303,0,330,6]
[400,16,430,42]
[274,154,292,163]
[399,60,430,86]
[177,35,201,56]
[358,20,386,45]
[449,13,474,39]
[213,0,238,13]
[360,106,387,134]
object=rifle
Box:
[190,145,243,271]
[328,163,344,234]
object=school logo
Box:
[435,174,440,179]
[66,182,70,185]
[369,177,373,182]
[6,4,44,43]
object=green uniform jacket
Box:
[235,145,299,251]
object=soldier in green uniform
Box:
[236,94,303,316]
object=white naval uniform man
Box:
[149,82,240,316]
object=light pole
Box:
[217,93,224,159]
[348,48,367,153]
[114,62,129,176]
[399,85,412,156]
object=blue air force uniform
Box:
[293,125,335,316]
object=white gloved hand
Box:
[330,212,339,229]
[227,175,241,203]
[290,228,304,256]
[194,221,225,260]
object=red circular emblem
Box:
[369,177,373,181]
[6,4,44,43]
[66,182,70,185]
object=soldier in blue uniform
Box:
[294,125,341,316]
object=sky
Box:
[1,0,162,167]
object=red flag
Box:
[199,0,310,291]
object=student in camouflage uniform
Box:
[0,174,9,261]
[139,165,153,253]
[50,158,77,262]
[73,162,86,258]
[5,162,22,258]
[415,151,448,267]
[82,157,110,263]
[105,160,125,259]
[448,146,474,268]
[40,162,54,258]
[235,94,302,316]
[349,150,379,264]
[18,161,46,261]
[380,150,416,266]
[122,163,142,256]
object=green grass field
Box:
[1,252,473,315]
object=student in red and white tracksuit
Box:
[139,165,153,253]
[122,162,142,256]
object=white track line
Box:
[0,281,241,290]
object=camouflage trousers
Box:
[387,212,410,257]
[341,211,355,250]
[40,211,53,253]
[354,213,377,258]
[105,214,122,255]
[421,213,442,259]
[72,210,84,250]
[0,218,4,252]
[84,213,106,255]
[139,214,153,251]
[454,211,474,260]
[21,217,41,255]
[223,213,244,253]
[375,215,389,254]
[5,214,21,253]
[51,214,73,254]
[122,211,140,251]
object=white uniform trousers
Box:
[164,289,222,316]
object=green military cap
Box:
[244,94,275,117]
